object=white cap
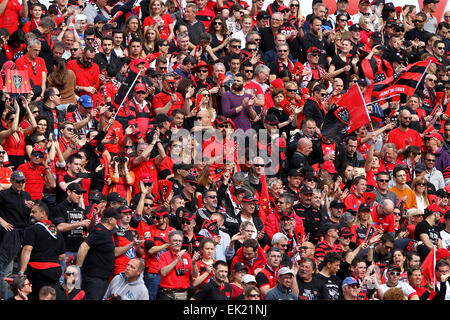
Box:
[242,274,256,284]
[278,267,294,278]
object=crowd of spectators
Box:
[0,0,449,301]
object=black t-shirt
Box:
[192,280,232,300]
[296,275,330,300]
[0,188,32,229]
[81,223,115,279]
[23,221,66,263]
[414,219,441,260]
[50,199,87,252]
[314,273,343,300]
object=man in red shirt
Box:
[17,145,56,201]
[158,229,199,300]
[143,206,175,300]
[370,200,395,235]
[152,73,185,117]
[387,109,423,160]
[344,176,367,213]
[66,46,101,103]
[15,38,47,97]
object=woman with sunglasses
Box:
[208,15,229,58]
[143,0,175,41]
[288,0,303,26]
[0,98,37,169]
[411,177,430,215]
[382,249,408,283]
[8,274,33,300]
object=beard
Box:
[232,83,244,91]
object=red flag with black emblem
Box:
[5,69,32,94]
[335,84,371,134]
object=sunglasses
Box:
[377,179,389,183]
[214,21,223,25]
[231,45,241,48]
[246,294,260,298]
[389,271,401,276]
[416,182,426,186]
[152,216,163,220]
[144,203,153,207]
[425,158,436,162]
[0,151,6,155]
[135,91,146,94]
[14,180,26,184]
[281,10,289,13]
[181,220,191,225]
[217,124,230,128]
[290,4,299,7]
[349,284,360,289]
[287,88,297,92]
[32,152,44,158]
[197,69,209,73]
[254,164,264,167]
[414,20,424,23]
[65,272,75,276]
[208,195,217,199]
[341,235,352,239]
[278,50,288,53]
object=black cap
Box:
[330,200,346,208]
[102,207,122,219]
[67,183,86,193]
[383,2,395,10]
[387,264,401,272]
[156,113,172,124]
[90,190,107,203]
[118,205,132,214]
[319,222,339,235]
[444,210,450,220]
[107,192,125,204]
[102,23,114,30]
[242,193,258,202]
[415,163,426,173]
[358,203,371,212]
[288,168,301,176]
[300,185,313,195]
[349,24,360,32]
[184,174,199,184]
[233,262,248,272]
[173,162,192,171]
[256,10,270,20]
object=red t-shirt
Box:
[17,162,46,200]
[66,59,100,99]
[370,203,395,233]
[143,14,174,39]
[152,91,184,117]
[0,0,22,34]
[158,248,193,289]
[387,128,423,159]
[15,55,47,86]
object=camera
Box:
[77,172,90,179]
[113,156,127,162]
[403,40,411,47]
[176,269,185,276]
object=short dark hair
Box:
[243,238,259,251]
[323,251,342,266]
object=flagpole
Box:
[114,69,143,119]
[366,94,401,106]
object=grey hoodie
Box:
[103,273,149,300]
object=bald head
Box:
[379,199,395,216]
[298,138,313,156]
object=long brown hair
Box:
[48,57,68,86]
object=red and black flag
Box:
[335,84,371,134]
[320,104,350,142]
[371,58,432,100]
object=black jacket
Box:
[94,51,119,72]
[38,102,66,137]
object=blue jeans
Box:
[144,273,161,300]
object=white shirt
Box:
[440,229,450,250]
[379,281,417,299]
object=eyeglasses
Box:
[246,294,260,298]
[32,152,44,159]
[243,229,254,233]
[389,271,401,276]
[339,19,348,22]
[299,246,312,250]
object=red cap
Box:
[436,248,450,260]
[426,204,441,213]
[141,174,153,183]
[321,160,337,174]
[134,83,147,92]
[271,78,284,89]
[278,5,289,11]
[33,145,45,153]
[307,47,320,55]
[425,132,443,143]
[153,206,169,217]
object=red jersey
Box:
[66,59,101,100]
[370,203,395,233]
[143,14,174,39]
[387,128,423,160]
[0,0,22,34]
[103,120,124,154]
[17,162,46,200]
[112,226,140,276]
[15,55,47,86]
[152,91,184,117]
[143,224,176,274]
[344,193,365,212]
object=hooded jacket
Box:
[230,245,267,275]
[103,272,149,300]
